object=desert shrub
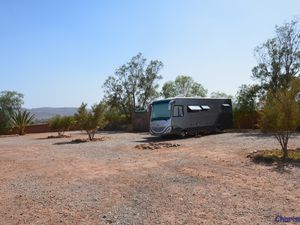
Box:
[260,79,300,159]
[74,102,107,141]
[49,115,74,136]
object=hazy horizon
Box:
[1,0,299,108]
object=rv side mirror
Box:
[168,100,174,110]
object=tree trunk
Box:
[86,131,90,141]
[19,126,25,135]
[87,131,95,141]
[282,140,288,160]
[277,133,289,160]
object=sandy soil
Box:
[0,131,299,225]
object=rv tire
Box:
[179,130,186,138]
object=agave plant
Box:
[10,110,34,135]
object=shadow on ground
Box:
[133,135,180,143]
[134,132,225,143]
[235,130,300,139]
[235,131,272,139]
[53,141,83,145]
[249,152,300,173]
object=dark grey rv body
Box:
[150,97,233,136]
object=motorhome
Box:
[149,97,233,136]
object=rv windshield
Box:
[151,101,171,121]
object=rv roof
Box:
[151,97,231,104]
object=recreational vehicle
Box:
[149,97,233,137]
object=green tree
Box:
[252,19,300,95]
[161,75,207,98]
[235,85,258,113]
[74,102,107,141]
[103,53,163,121]
[10,110,34,135]
[210,91,233,99]
[260,79,300,159]
[49,115,74,136]
[233,85,259,129]
[0,91,24,134]
[104,106,126,124]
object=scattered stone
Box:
[135,143,180,150]
[70,137,109,143]
[47,135,71,139]
[71,139,89,143]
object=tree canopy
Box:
[103,53,163,120]
[234,84,259,113]
[0,91,24,134]
[210,91,233,99]
[260,79,300,158]
[252,19,300,95]
[0,91,24,113]
[161,75,207,98]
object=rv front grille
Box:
[151,126,165,133]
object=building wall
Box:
[234,112,260,129]
[132,111,150,132]
[8,124,79,135]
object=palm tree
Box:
[10,110,34,135]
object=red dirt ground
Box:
[0,131,299,225]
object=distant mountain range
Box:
[26,107,78,121]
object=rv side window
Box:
[187,105,202,112]
[222,104,231,107]
[222,103,231,111]
[173,105,184,117]
[201,105,210,110]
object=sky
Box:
[0,0,299,108]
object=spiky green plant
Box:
[10,110,34,135]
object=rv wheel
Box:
[179,131,186,138]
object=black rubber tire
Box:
[179,130,186,138]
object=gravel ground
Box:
[0,131,299,225]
